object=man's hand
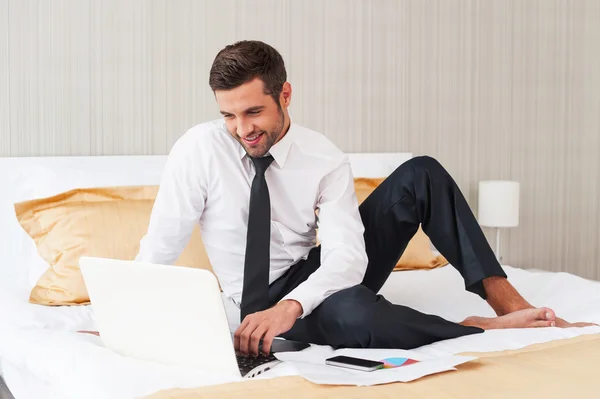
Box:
[234,299,303,357]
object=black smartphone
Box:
[325,355,384,372]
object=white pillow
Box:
[0,156,170,292]
[0,161,33,295]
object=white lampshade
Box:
[478,181,520,228]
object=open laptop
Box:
[79,256,309,378]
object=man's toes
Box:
[532,320,555,328]
[536,307,555,321]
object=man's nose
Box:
[237,120,254,137]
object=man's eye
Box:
[224,114,234,119]
[248,111,259,115]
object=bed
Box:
[1,154,599,399]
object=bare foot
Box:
[461,307,557,330]
[493,307,597,328]
[480,277,597,327]
[554,317,597,328]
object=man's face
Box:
[216,78,289,158]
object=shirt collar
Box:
[238,122,295,169]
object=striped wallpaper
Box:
[1,0,599,279]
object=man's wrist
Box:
[279,299,303,319]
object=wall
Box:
[1,0,599,278]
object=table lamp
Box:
[477,181,520,262]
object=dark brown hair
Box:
[209,40,287,106]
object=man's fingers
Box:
[234,316,252,352]
[235,306,300,356]
[261,330,277,356]
[233,326,243,352]
[239,320,258,356]
[249,324,268,357]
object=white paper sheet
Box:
[275,346,476,386]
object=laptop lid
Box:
[79,256,240,377]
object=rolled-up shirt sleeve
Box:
[280,157,368,317]
[136,135,208,265]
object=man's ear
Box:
[280,82,292,108]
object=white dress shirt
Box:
[136,119,368,318]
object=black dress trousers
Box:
[267,156,507,349]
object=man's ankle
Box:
[490,300,532,316]
[482,276,532,316]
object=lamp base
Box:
[494,227,502,263]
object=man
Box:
[136,40,593,357]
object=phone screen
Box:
[326,355,383,368]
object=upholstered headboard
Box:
[0,153,412,293]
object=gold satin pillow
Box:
[354,178,449,271]
[15,186,213,306]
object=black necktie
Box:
[241,155,274,321]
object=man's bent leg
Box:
[482,276,532,315]
[269,248,484,348]
[280,285,483,349]
[280,286,569,348]
[359,156,530,315]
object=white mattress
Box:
[1,265,600,399]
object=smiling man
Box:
[136,40,593,357]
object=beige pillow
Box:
[15,186,213,306]
[354,178,448,271]
[18,178,445,306]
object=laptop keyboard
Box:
[236,353,278,377]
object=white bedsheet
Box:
[0,360,62,399]
[1,265,600,399]
[0,270,95,333]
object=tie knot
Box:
[250,155,274,176]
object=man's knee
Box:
[405,155,445,173]
[389,156,452,185]
[319,285,374,320]
[312,285,376,348]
